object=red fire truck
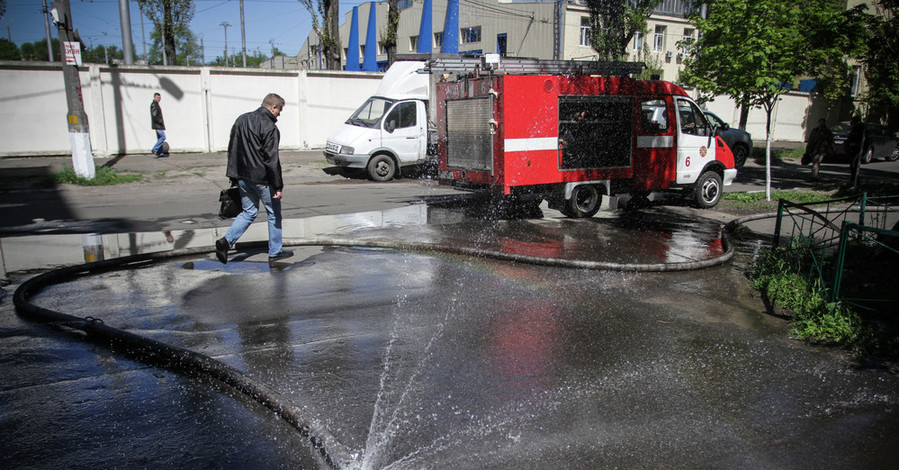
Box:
[431,57,737,217]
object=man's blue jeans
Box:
[152,130,166,156]
[223,180,283,257]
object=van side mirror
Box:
[386,120,396,133]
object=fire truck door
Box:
[674,97,714,185]
[381,100,426,163]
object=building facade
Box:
[297,0,699,82]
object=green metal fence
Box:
[772,193,899,314]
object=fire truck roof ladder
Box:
[423,56,646,77]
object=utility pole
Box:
[239,0,247,67]
[220,21,231,66]
[117,0,134,64]
[50,0,95,179]
[41,0,55,61]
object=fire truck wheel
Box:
[693,171,723,209]
[367,154,397,182]
[564,184,602,218]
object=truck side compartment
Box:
[436,71,737,215]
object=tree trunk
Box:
[163,2,176,64]
[386,0,399,68]
[324,0,341,70]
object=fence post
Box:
[831,220,853,303]
[859,192,867,226]
[773,198,785,247]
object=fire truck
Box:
[431,56,737,217]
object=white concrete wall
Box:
[0,61,815,158]
[0,62,383,157]
[701,91,813,142]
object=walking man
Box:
[150,93,167,157]
[805,118,833,181]
[215,93,293,265]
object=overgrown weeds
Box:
[54,166,143,185]
[748,244,899,366]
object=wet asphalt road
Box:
[2,151,899,469]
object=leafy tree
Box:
[682,0,809,200]
[584,0,661,61]
[300,0,341,70]
[0,0,7,20]
[20,38,59,61]
[82,44,125,64]
[862,1,899,127]
[380,0,400,67]
[209,48,284,67]
[0,38,20,60]
[138,0,194,65]
[147,22,201,65]
[801,2,869,105]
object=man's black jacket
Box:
[226,107,283,191]
[151,100,165,130]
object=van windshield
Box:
[347,97,394,128]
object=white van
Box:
[324,61,434,181]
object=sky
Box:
[1,0,371,63]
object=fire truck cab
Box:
[433,56,738,217]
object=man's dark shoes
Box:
[215,237,229,264]
[268,250,293,264]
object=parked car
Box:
[830,122,899,163]
[704,111,753,168]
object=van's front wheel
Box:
[367,154,396,182]
[693,171,723,208]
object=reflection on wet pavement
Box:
[2,202,727,274]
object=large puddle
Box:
[5,202,898,469]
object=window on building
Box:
[461,26,481,44]
[434,32,443,49]
[850,66,860,97]
[653,25,666,52]
[360,45,366,58]
[410,35,418,51]
[681,28,693,55]
[633,31,644,51]
[580,17,592,47]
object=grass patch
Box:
[750,145,806,162]
[54,166,143,185]
[748,243,899,367]
[722,188,836,212]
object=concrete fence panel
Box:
[1,61,815,158]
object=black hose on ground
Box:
[13,214,763,468]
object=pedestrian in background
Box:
[150,93,167,157]
[804,118,833,181]
[846,115,866,188]
[215,93,293,265]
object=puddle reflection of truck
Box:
[432,55,737,216]
[324,61,435,181]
